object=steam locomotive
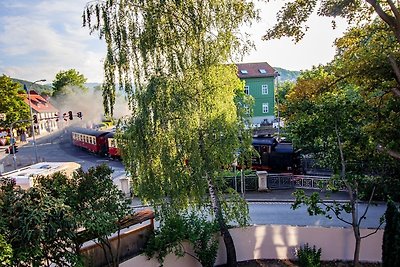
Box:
[250,136,300,173]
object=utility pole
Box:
[9,119,30,169]
[25,79,46,163]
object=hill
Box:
[12,78,53,95]
[274,67,301,82]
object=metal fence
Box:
[225,172,334,191]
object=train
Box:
[70,127,120,158]
[70,128,298,173]
[250,135,300,173]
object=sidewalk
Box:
[243,188,350,202]
[0,131,61,173]
[130,188,352,208]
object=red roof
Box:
[21,91,58,113]
[236,62,276,79]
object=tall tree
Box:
[0,75,31,129]
[264,0,400,160]
[84,1,257,266]
[52,69,88,97]
[284,67,382,266]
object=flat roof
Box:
[1,162,81,179]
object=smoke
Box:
[51,85,131,128]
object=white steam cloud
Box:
[51,86,131,128]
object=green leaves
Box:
[0,234,12,267]
[0,75,31,129]
[145,210,219,267]
[0,165,130,266]
[52,69,88,97]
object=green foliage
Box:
[0,234,12,267]
[0,75,31,129]
[382,200,400,267]
[145,211,219,267]
[35,164,131,245]
[0,184,78,266]
[263,0,372,43]
[296,243,322,267]
[84,0,258,115]
[52,69,88,97]
[84,1,257,265]
[292,188,353,221]
[0,165,130,266]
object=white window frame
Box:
[262,103,269,114]
[262,84,268,95]
[244,85,249,95]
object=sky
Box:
[0,0,349,83]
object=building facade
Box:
[236,62,276,125]
[23,91,59,135]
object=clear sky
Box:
[0,0,348,83]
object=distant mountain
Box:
[12,78,53,95]
[273,67,301,82]
[85,83,102,90]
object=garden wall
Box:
[119,225,383,267]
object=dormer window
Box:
[259,69,267,74]
[240,70,248,74]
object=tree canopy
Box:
[0,165,130,267]
[52,69,88,97]
[84,1,257,265]
[0,75,31,129]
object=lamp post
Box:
[26,79,46,163]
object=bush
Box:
[297,243,321,267]
[145,211,219,267]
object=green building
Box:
[236,62,277,125]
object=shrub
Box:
[297,243,321,267]
[145,211,219,267]
[382,200,400,267]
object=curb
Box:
[245,199,351,203]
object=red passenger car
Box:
[105,132,121,158]
[71,128,109,155]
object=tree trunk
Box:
[206,173,237,267]
[353,223,361,267]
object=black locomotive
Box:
[251,136,300,173]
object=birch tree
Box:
[84,1,257,266]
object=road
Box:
[248,202,384,228]
[0,130,387,228]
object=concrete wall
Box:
[81,222,153,267]
[120,225,383,267]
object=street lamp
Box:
[26,79,46,163]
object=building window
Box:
[259,69,267,74]
[262,103,269,113]
[240,70,248,74]
[244,86,249,95]
[262,84,268,95]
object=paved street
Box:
[0,129,387,228]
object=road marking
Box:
[96,159,110,163]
